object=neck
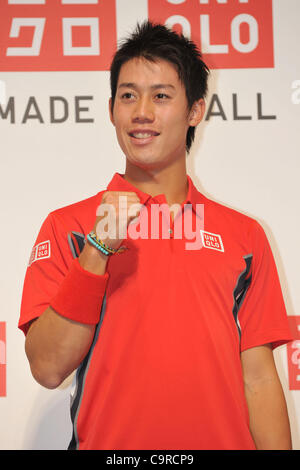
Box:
[124,159,188,206]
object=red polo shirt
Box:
[19,173,292,450]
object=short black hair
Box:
[110,21,209,153]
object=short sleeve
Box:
[238,220,293,352]
[18,212,71,335]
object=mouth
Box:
[128,129,160,144]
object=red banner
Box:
[0,322,6,397]
[0,0,273,71]
[149,0,274,69]
[0,0,117,71]
[287,316,300,391]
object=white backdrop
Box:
[0,0,299,450]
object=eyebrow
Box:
[118,82,176,91]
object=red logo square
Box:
[0,0,117,71]
[148,0,274,69]
[0,322,6,397]
[200,230,224,252]
[29,240,51,265]
[287,316,300,391]
[36,240,50,260]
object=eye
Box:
[155,93,169,100]
[120,92,135,100]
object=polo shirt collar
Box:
[106,173,152,206]
[106,173,205,217]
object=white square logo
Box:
[200,230,224,252]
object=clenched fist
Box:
[78,191,142,275]
[94,191,142,250]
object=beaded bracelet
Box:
[87,231,126,256]
[87,233,110,256]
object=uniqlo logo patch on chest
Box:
[29,240,51,265]
[200,230,224,252]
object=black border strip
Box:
[68,294,107,450]
[232,254,253,341]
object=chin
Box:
[127,153,163,170]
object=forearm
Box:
[244,375,292,450]
[25,244,109,389]
[25,307,96,389]
[24,192,137,389]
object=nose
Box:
[132,95,155,123]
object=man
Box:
[19,22,293,450]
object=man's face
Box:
[109,57,203,172]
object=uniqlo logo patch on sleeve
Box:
[200,230,224,252]
[29,240,51,265]
[287,316,300,391]
[148,0,274,69]
[0,322,6,397]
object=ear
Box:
[109,98,115,126]
[188,99,206,127]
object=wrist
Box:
[78,242,108,276]
[50,258,109,325]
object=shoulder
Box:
[197,191,273,261]
[50,191,105,219]
[37,190,104,238]
[47,190,105,229]
[202,192,262,237]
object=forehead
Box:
[117,57,182,89]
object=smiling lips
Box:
[129,129,160,143]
